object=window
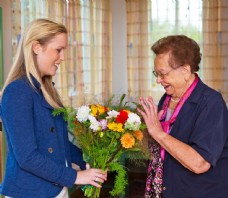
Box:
[10,0,112,106]
[149,0,202,93]
[126,0,203,102]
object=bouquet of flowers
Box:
[53,94,149,198]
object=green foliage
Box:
[107,162,128,197]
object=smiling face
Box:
[154,52,192,98]
[33,33,68,77]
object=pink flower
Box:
[99,119,107,130]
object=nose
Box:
[156,76,163,84]
[60,51,65,61]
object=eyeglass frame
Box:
[152,65,183,79]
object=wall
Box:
[111,0,128,95]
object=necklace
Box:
[171,97,180,103]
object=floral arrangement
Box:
[53,94,148,198]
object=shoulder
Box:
[3,77,36,98]
[1,77,39,106]
[192,80,227,114]
[196,81,226,105]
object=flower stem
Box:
[106,144,122,164]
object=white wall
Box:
[110,0,128,95]
[0,0,12,80]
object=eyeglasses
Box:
[153,66,182,79]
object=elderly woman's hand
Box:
[138,96,164,139]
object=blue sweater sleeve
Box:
[1,81,77,188]
[70,142,86,170]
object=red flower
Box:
[116,110,129,124]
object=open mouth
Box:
[54,63,60,68]
[163,85,170,90]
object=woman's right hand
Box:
[138,96,164,139]
[75,168,107,188]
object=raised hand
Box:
[137,96,164,139]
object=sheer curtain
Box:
[126,0,202,103]
[70,0,112,106]
[202,0,228,103]
[10,0,112,106]
[126,0,152,99]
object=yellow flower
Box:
[121,133,135,148]
[97,104,106,115]
[133,130,143,141]
[107,122,124,132]
[91,104,98,116]
[91,104,107,116]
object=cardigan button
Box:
[48,147,54,153]
[163,186,166,191]
[50,127,55,132]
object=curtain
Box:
[126,0,202,103]
[10,0,112,106]
[126,0,152,99]
[69,0,112,106]
[202,0,228,103]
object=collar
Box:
[22,74,41,90]
[185,78,207,104]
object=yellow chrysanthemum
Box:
[91,105,98,116]
[91,104,106,116]
[97,104,106,115]
[121,133,135,148]
[133,130,143,141]
[107,122,124,132]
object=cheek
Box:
[163,78,174,86]
[165,78,181,89]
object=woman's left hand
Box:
[138,96,164,139]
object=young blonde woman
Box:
[0,19,106,198]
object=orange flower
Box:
[133,130,143,141]
[121,133,135,148]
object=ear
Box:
[32,41,41,55]
[180,64,191,76]
[182,64,191,81]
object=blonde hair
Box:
[2,18,67,108]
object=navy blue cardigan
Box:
[0,76,85,198]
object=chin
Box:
[50,71,57,76]
[164,89,171,95]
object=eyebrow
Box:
[154,68,166,72]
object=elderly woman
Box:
[138,35,228,198]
